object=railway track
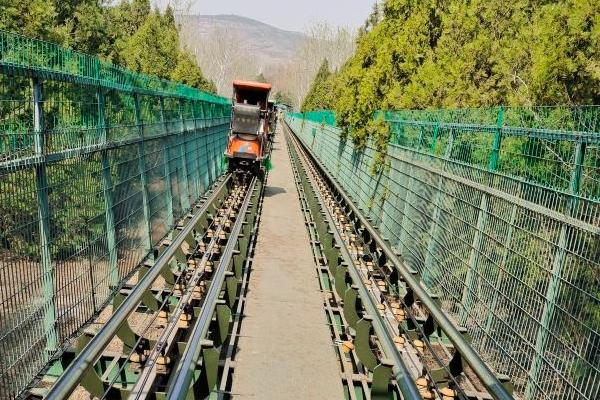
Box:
[284,123,514,400]
[31,172,264,400]
[26,125,514,400]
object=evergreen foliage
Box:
[301,59,336,112]
[315,0,600,143]
[255,73,268,83]
[274,91,294,107]
[298,2,600,396]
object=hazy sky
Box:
[161,0,377,32]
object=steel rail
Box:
[287,136,374,398]
[216,186,263,399]
[167,175,258,400]
[286,121,514,400]
[45,174,232,400]
[129,184,244,399]
[286,130,422,400]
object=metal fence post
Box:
[178,98,191,211]
[460,108,504,323]
[525,141,586,399]
[190,100,202,198]
[32,77,58,356]
[460,192,488,323]
[489,107,505,171]
[159,97,175,229]
[422,126,454,286]
[429,122,441,154]
[396,122,415,256]
[205,104,216,182]
[133,93,152,250]
[417,125,425,149]
[482,201,519,347]
[200,101,207,129]
[97,89,119,287]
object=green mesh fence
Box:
[286,111,599,400]
[0,30,227,104]
[291,110,336,126]
[0,32,230,398]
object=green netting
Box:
[287,114,599,400]
[294,107,600,201]
[0,32,230,398]
[289,110,336,126]
[0,29,228,104]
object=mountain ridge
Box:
[176,14,306,69]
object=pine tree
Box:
[301,59,333,112]
[255,73,268,83]
[172,50,217,93]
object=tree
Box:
[274,91,294,106]
[171,50,217,93]
[0,0,64,42]
[328,0,600,144]
[301,59,334,111]
[270,21,356,109]
[255,73,268,83]
[180,25,259,95]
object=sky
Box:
[158,0,378,32]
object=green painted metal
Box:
[354,317,379,372]
[371,362,394,400]
[134,93,153,251]
[160,97,176,231]
[463,107,506,312]
[525,140,588,399]
[178,99,191,212]
[98,90,119,287]
[287,110,600,400]
[0,32,230,398]
[488,107,505,171]
[422,128,455,285]
[32,78,58,356]
[343,286,361,329]
[0,30,228,104]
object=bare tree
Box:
[178,24,259,95]
[270,22,356,108]
[177,14,355,104]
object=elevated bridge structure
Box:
[0,29,598,400]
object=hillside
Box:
[177,14,306,68]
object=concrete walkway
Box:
[231,130,344,399]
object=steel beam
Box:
[133,93,153,250]
[461,107,504,322]
[422,128,455,286]
[178,98,191,211]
